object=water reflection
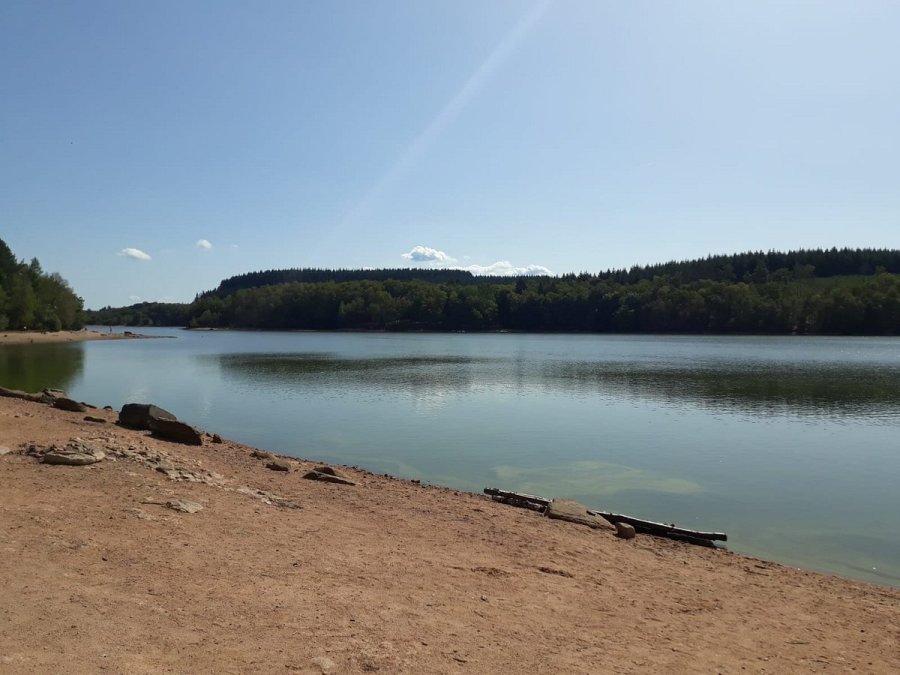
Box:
[213,353,497,395]
[0,344,85,393]
[212,352,900,422]
[541,361,900,421]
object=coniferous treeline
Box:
[84,248,900,335]
[207,267,521,297]
[0,238,83,331]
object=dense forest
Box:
[0,238,83,331]
[85,248,900,335]
[85,302,189,328]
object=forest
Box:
[84,248,900,335]
[0,238,83,331]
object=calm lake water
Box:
[3,328,899,586]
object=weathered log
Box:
[483,487,550,506]
[484,487,727,546]
[490,495,546,512]
[588,510,727,542]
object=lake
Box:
[3,328,899,586]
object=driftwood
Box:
[589,511,727,542]
[484,487,727,547]
[484,487,550,506]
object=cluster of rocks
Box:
[248,449,356,486]
[1,387,206,448]
[106,443,225,486]
[5,391,359,515]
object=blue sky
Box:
[2,1,898,308]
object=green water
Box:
[3,329,899,586]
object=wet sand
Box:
[0,330,147,345]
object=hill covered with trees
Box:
[86,248,900,335]
[0,238,83,331]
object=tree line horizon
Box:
[85,247,900,335]
[0,238,83,331]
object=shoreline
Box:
[1,394,898,672]
[0,329,153,346]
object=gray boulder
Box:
[118,403,177,430]
[614,522,636,540]
[148,417,204,446]
[545,499,615,531]
[266,460,292,472]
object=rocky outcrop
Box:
[236,486,302,509]
[117,403,177,430]
[266,460,292,472]
[302,465,356,486]
[0,386,67,405]
[52,397,87,413]
[40,439,106,466]
[148,417,204,446]
[102,443,223,485]
[165,499,203,514]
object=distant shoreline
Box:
[0,330,152,346]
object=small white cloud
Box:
[196,239,213,249]
[117,248,152,261]
[401,245,457,264]
[230,244,239,249]
[128,295,141,302]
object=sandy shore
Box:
[0,329,149,345]
[1,396,898,673]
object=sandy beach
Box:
[0,394,898,673]
[0,330,148,345]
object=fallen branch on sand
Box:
[484,487,727,547]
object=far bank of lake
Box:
[2,328,899,586]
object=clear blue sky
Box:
[2,1,898,308]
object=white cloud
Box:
[128,295,141,302]
[400,245,552,276]
[196,239,212,249]
[117,248,151,261]
[230,244,239,249]
[463,261,553,276]
[401,245,457,264]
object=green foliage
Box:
[83,302,190,327]
[181,271,900,335]
[0,239,83,331]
